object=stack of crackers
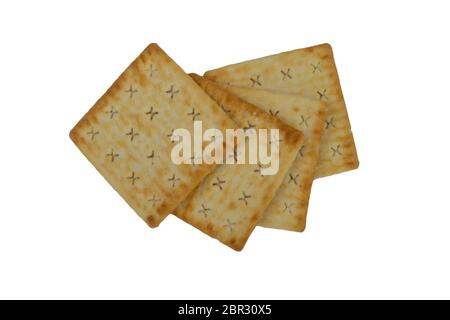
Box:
[70,43,358,251]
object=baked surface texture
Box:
[70,44,236,228]
[223,86,326,231]
[204,43,359,178]
[174,75,304,250]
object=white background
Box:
[1,0,449,299]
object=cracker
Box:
[204,43,359,178]
[223,86,326,232]
[174,75,304,250]
[70,44,236,228]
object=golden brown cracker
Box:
[223,86,326,231]
[174,75,304,250]
[70,44,236,228]
[204,43,358,178]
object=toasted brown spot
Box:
[346,160,359,168]
[296,220,306,232]
[343,141,353,149]
[140,51,150,64]
[148,43,161,54]
[228,202,237,210]
[182,95,192,108]
[180,183,189,193]
[283,129,303,145]
[230,240,245,252]
[184,200,194,213]
[311,43,332,55]
[304,46,314,53]
[313,128,322,135]
[250,212,260,223]
[161,188,173,198]
[137,71,149,87]
[220,117,232,128]
[69,129,79,144]
[172,210,182,218]
[146,215,157,228]
[156,202,168,214]
[319,52,332,60]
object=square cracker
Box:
[70,44,236,228]
[174,74,304,251]
[204,43,359,178]
[223,86,326,232]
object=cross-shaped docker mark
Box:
[198,203,211,218]
[126,128,139,142]
[269,136,283,148]
[167,130,174,142]
[187,108,200,121]
[269,109,280,117]
[145,106,158,120]
[127,172,140,185]
[165,85,179,99]
[299,115,311,128]
[168,174,180,187]
[280,68,292,80]
[253,163,265,177]
[106,149,119,162]
[148,194,161,207]
[106,106,118,119]
[243,121,256,132]
[146,64,158,78]
[212,177,226,190]
[311,62,321,73]
[325,117,336,129]
[223,218,237,232]
[87,128,99,141]
[331,145,342,157]
[288,173,299,185]
[283,202,293,214]
[125,85,138,98]
[298,145,306,157]
[317,89,328,100]
[146,150,158,165]
[167,129,181,143]
[250,75,262,87]
[238,191,252,206]
[220,104,231,114]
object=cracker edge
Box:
[175,74,304,250]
